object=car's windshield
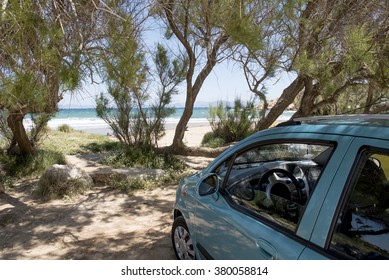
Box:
[234,143,330,165]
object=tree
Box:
[255,0,389,130]
[96,1,186,147]
[290,0,389,118]
[96,1,148,145]
[147,43,187,147]
[231,1,288,127]
[0,0,100,154]
[157,0,231,151]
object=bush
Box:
[201,131,226,148]
[35,164,93,200]
[0,150,66,178]
[102,146,185,171]
[36,178,91,200]
[82,141,120,153]
[110,176,154,195]
[57,124,74,133]
[208,98,257,144]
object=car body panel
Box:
[310,137,389,248]
[193,190,307,260]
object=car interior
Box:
[222,144,334,227]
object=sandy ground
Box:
[0,126,215,260]
[158,125,213,147]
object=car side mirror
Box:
[198,173,220,196]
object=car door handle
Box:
[256,239,278,260]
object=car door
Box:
[194,138,348,260]
[300,137,389,259]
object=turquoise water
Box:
[24,107,295,135]
[54,107,210,120]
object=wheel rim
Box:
[173,225,195,260]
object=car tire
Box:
[172,216,195,260]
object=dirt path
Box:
[0,155,214,260]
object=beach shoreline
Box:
[52,121,213,148]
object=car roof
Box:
[261,114,389,141]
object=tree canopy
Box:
[1,0,388,155]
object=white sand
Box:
[158,125,212,147]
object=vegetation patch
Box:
[201,131,226,148]
[109,169,193,196]
[57,124,74,133]
[102,146,186,171]
[207,98,257,145]
[42,129,115,155]
[35,164,94,201]
[0,150,66,179]
[35,178,91,201]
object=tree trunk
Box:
[364,81,374,114]
[7,111,35,155]
[292,77,316,118]
[171,84,197,151]
[256,75,305,131]
[171,100,194,151]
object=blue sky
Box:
[59,22,295,109]
[59,64,294,109]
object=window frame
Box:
[327,146,389,259]
[213,138,336,237]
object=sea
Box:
[24,107,296,135]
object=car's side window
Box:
[222,142,334,232]
[330,151,389,259]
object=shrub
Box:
[201,131,226,148]
[57,124,74,133]
[102,146,185,171]
[208,98,257,144]
[82,141,120,153]
[0,150,66,178]
[35,164,93,200]
[110,176,154,195]
[36,178,91,200]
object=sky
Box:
[59,63,294,109]
[59,20,296,109]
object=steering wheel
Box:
[258,168,303,203]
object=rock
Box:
[37,164,94,200]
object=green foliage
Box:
[0,109,13,146]
[201,131,226,148]
[42,129,115,155]
[290,1,389,117]
[97,39,186,147]
[102,146,185,171]
[0,0,96,154]
[35,177,91,201]
[81,141,120,153]
[29,112,53,144]
[110,176,154,195]
[109,169,193,196]
[0,150,66,178]
[96,5,148,146]
[57,124,74,133]
[208,98,257,144]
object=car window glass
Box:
[330,151,389,259]
[214,158,231,184]
[223,142,333,232]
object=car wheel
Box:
[172,216,195,260]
